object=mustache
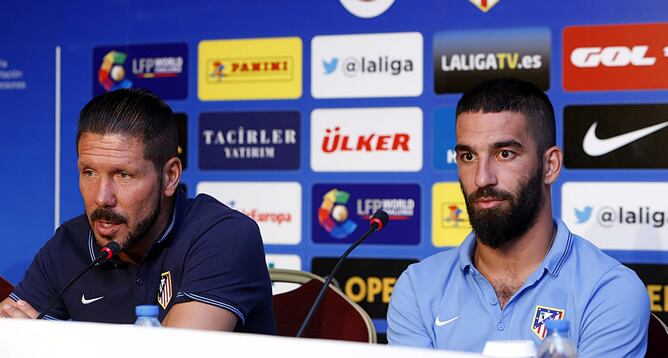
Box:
[90,208,127,224]
[468,187,514,202]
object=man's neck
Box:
[473,202,556,308]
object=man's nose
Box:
[474,157,498,189]
[94,177,117,207]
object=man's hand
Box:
[0,298,39,319]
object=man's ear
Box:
[543,146,563,185]
[162,157,182,197]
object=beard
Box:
[90,180,163,251]
[461,163,544,249]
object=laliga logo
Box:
[318,189,358,239]
[570,46,656,68]
[321,127,410,153]
[98,50,132,91]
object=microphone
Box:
[295,210,389,338]
[36,241,122,320]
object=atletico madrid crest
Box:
[468,0,500,12]
[158,271,172,309]
[532,305,565,339]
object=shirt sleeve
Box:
[172,214,272,326]
[12,229,69,320]
[577,264,649,356]
[387,269,434,348]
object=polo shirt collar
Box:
[87,189,184,263]
[456,217,574,277]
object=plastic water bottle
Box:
[537,319,577,358]
[134,305,161,327]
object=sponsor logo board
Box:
[468,0,501,12]
[312,184,420,245]
[311,257,417,319]
[626,263,668,324]
[93,43,187,99]
[199,111,300,170]
[311,107,422,172]
[266,254,302,294]
[432,182,472,247]
[198,37,302,100]
[311,32,423,98]
[433,108,457,170]
[339,0,395,18]
[563,23,668,91]
[564,104,668,169]
[433,28,550,93]
[562,182,668,251]
[197,182,301,245]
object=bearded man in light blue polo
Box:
[387,78,649,356]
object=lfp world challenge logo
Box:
[93,43,187,99]
[312,184,420,245]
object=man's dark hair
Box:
[456,78,556,157]
[76,88,177,171]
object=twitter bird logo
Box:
[323,58,338,75]
[575,206,593,224]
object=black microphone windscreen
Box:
[370,209,389,230]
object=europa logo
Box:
[317,189,358,239]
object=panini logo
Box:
[433,28,550,93]
[312,32,423,98]
[432,182,472,247]
[198,37,302,100]
[563,23,668,91]
[207,57,293,82]
[311,107,422,172]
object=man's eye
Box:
[117,172,130,179]
[461,153,475,162]
[499,150,515,159]
[83,170,94,177]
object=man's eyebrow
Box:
[454,144,473,152]
[492,140,523,149]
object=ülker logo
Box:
[311,107,422,172]
[563,23,668,91]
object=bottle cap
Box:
[482,340,536,357]
[135,305,159,317]
[545,319,569,333]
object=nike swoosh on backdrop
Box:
[81,294,104,305]
[435,315,460,327]
[582,120,668,157]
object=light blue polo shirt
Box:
[387,218,649,356]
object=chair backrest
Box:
[270,268,376,343]
[647,312,668,357]
[0,275,14,301]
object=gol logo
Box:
[563,23,668,91]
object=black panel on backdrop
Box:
[311,257,417,319]
[564,104,668,169]
[175,113,188,170]
[626,263,668,324]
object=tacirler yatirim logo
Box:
[433,28,550,94]
[318,189,358,239]
[98,50,132,91]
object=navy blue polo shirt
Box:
[11,190,276,334]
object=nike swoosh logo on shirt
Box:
[81,294,104,305]
[582,120,668,157]
[435,315,460,327]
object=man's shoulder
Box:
[403,248,460,284]
[53,214,90,244]
[178,193,260,241]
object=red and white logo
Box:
[563,23,668,91]
[196,182,302,245]
[311,107,423,172]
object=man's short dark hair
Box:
[455,78,556,157]
[76,88,177,171]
